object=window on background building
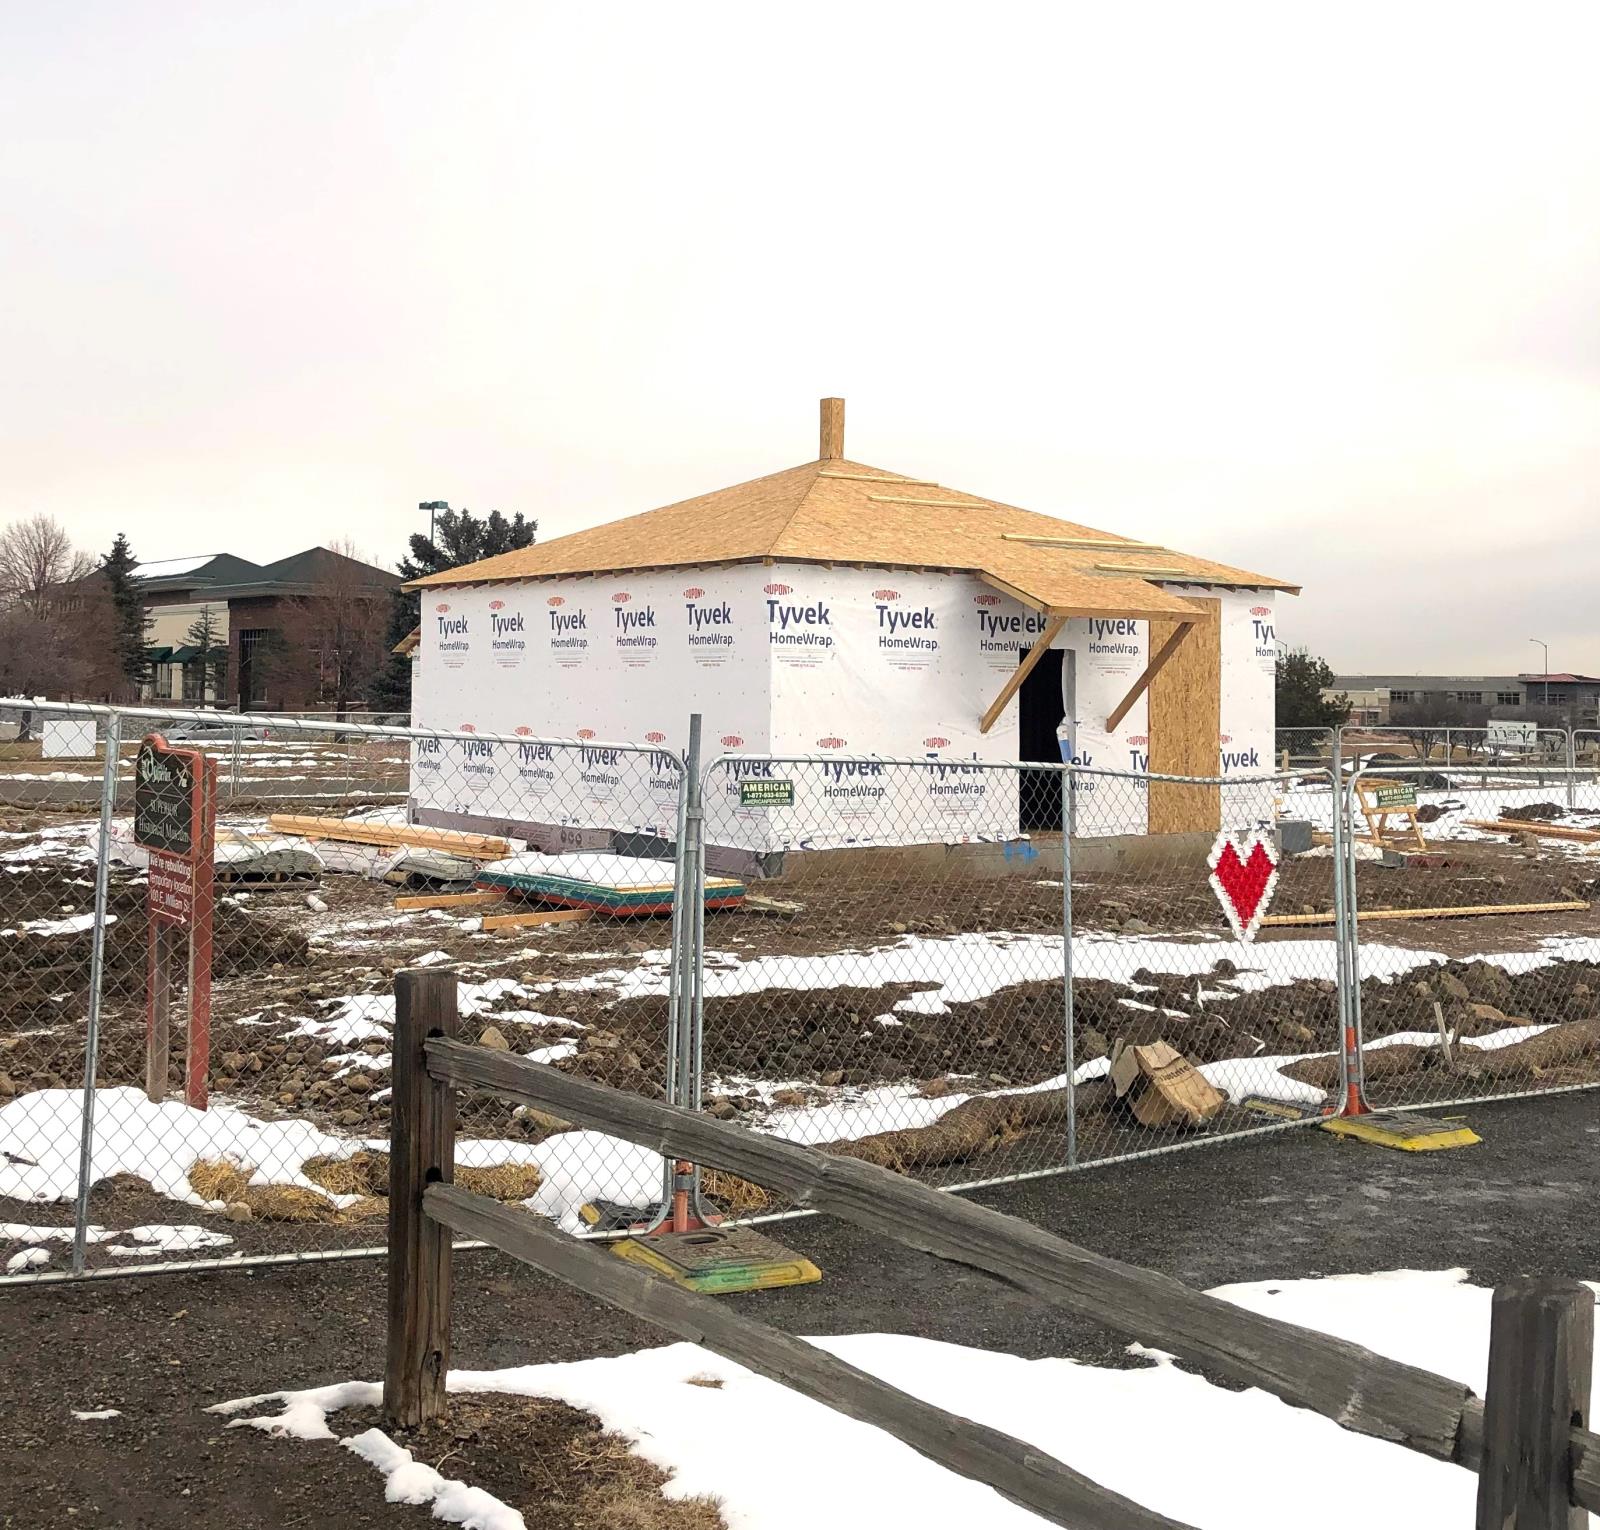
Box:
[1452,691,1484,705]
[1390,689,1415,704]
[1497,692,1521,706]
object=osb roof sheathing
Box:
[411,457,1298,618]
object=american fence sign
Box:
[739,778,796,807]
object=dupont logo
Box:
[644,730,666,744]
[460,723,476,733]
[1219,733,1232,744]
[1250,605,1270,616]
[612,591,631,604]
[682,586,705,599]
[924,736,950,748]
[973,594,1001,606]
[489,599,505,610]
[576,728,596,740]
[872,588,899,601]
[514,726,532,736]
[547,595,565,607]
[1126,734,1148,746]
[721,734,743,747]
[434,603,451,613]
[764,582,792,596]
[816,736,845,749]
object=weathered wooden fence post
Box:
[383,967,458,1428]
[1476,1277,1593,1529]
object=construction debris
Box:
[1109,1040,1226,1128]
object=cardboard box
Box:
[1109,1040,1226,1128]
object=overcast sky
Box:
[3,3,1596,675]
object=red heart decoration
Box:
[1211,839,1277,935]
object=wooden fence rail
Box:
[386,969,1599,1529]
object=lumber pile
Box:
[268,813,510,859]
[1466,818,1600,844]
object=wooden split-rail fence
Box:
[383,968,1597,1530]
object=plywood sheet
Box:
[1148,598,1221,834]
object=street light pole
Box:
[419,500,449,548]
[1529,638,1550,709]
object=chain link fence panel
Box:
[1274,727,1336,773]
[1343,761,1600,1118]
[10,697,1600,1286]
[0,700,688,1283]
[688,754,1344,1225]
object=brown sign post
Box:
[133,734,217,1109]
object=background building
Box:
[114,546,396,711]
[1328,673,1600,728]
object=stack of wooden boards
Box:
[267,815,748,928]
[267,813,510,859]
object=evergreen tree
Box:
[184,603,229,703]
[371,507,536,710]
[1275,646,1350,730]
[102,533,150,693]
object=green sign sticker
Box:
[1374,784,1418,808]
[739,779,795,808]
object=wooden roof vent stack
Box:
[819,397,845,460]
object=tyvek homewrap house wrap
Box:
[408,400,1296,857]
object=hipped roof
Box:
[411,439,1297,620]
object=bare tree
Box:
[0,515,94,611]
[0,580,121,702]
[262,540,392,716]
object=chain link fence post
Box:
[1061,762,1077,1169]
[649,714,705,1232]
[70,708,123,1274]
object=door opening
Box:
[1017,647,1065,832]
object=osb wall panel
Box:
[1148,597,1221,834]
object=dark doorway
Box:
[1017,647,1064,831]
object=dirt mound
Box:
[0,871,308,1034]
[1501,801,1570,823]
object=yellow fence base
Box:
[1322,1112,1481,1152]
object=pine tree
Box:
[184,604,229,703]
[1274,646,1350,730]
[371,507,537,710]
[102,533,149,693]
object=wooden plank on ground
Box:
[267,813,510,858]
[393,889,508,912]
[1466,819,1600,844]
[480,907,594,933]
[424,1182,1195,1530]
[1261,901,1588,928]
